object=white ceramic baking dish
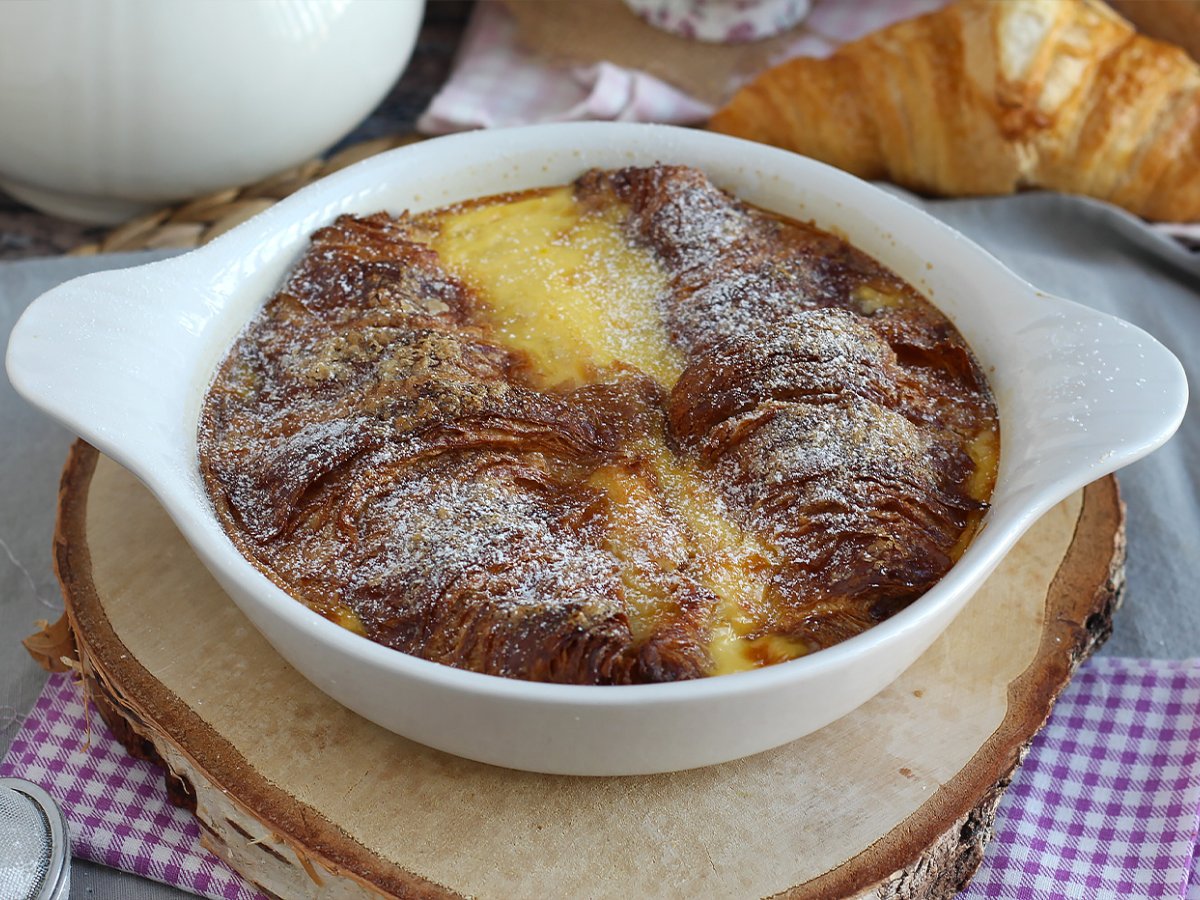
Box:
[7,124,1187,775]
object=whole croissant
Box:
[709,0,1200,221]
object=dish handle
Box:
[6,264,209,480]
[997,297,1187,516]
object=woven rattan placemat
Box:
[69,134,422,256]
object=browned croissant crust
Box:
[584,167,988,648]
[199,166,997,684]
[708,0,1200,222]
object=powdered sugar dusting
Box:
[580,166,997,648]
[198,167,999,681]
[426,188,683,389]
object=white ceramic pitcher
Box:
[0,0,425,223]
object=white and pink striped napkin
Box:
[417,0,947,134]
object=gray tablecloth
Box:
[1,192,1197,899]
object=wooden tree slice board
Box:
[50,442,1125,900]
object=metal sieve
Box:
[0,778,70,900]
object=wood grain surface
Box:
[49,443,1124,899]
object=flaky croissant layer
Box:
[199,167,999,683]
[709,0,1200,222]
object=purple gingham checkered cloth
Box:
[1,673,264,900]
[964,658,1200,900]
[3,658,1198,899]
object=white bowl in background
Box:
[6,124,1187,774]
[0,0,425,223]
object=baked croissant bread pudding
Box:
[198,165,999,684]
[708,0,1200,222]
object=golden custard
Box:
[198,165,999,684]
[427,188,842,674]
[430,187,683,389]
